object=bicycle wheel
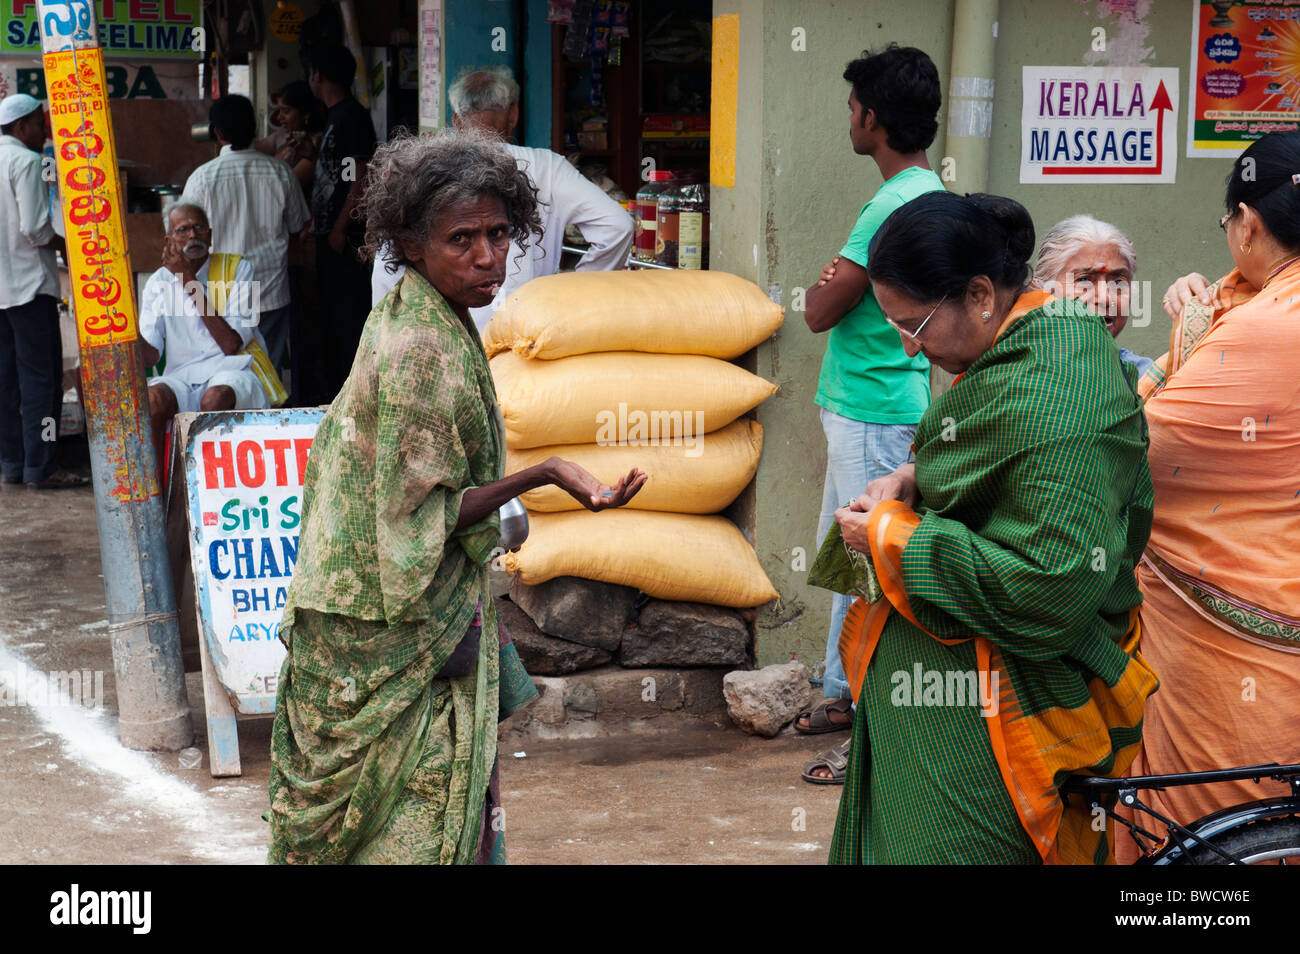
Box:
[1173,816,1300,865]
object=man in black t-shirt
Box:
[308,45,376,402]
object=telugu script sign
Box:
[4,0,201,58]
[1186,0,1300,157]
[40,2,138,349]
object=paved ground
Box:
[0,467,840,865]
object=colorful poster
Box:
[3,0,202,58]
[185,410,322,715]
[1187,0,1300,157]
[1020,66,1179,184]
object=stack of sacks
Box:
[485,269,783,609]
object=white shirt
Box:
[140,257,263,387]
[0,134,59,309]
[181,145,310,310]
[370,143,634,330]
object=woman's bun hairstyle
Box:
[867,190,1036,301]
[966,193,1036,287]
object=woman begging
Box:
[829,191,1158,864]
[1116,132,1300,863]
[267,129,646,865]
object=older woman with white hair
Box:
[1030,214,1154,377]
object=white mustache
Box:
[182,240,208,258]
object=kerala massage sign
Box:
[184,409,322,719]
[1020,66,1180,184]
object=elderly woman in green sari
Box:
[827,192,1159,864]
[267,129,646,864]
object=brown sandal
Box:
[794,697,853,734]
[801,738,851,785]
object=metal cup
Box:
[497,496,529,551]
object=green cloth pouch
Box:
[807,506,884,604]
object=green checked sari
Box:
[829,291,1159,865]
[268,269,535,865]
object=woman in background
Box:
[1031,214,1154,378]
[257,79,324,193]
[1119,131,1300,863]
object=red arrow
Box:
[1041,79,1173,175]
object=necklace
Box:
[1261,255,1300,289]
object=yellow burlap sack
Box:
[483,270,784,360]
[508,418,763,514]
[491,350,777,449]
[504,510,778,608]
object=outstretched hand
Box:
[552,459,648,511]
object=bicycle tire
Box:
[1169,815,1300,865]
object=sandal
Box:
[801,737,851,785]
[794,696,853,734]
[27,469,90,490]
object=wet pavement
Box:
[0,459,840,865]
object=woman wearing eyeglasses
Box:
[1114,131,1300,863]
[828,190,1158,864]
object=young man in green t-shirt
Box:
[799,45,945,783]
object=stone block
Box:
[497,596,612,675]
[722,661,810,738]
[619,599,750,668]
[509,575,638,651]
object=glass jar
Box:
[674,178,708,270]
[634,171,675,263]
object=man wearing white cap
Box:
[0,93,86,490]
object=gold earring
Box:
[1240,243,1251,255]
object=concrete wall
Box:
[713,0,1238,669]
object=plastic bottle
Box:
[675,177,709,270]
[634,171,675,263]
[655,174,693,268]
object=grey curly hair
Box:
[361,127,542,273]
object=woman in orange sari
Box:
[1121,131,1300,863]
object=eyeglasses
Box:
[885,294,947,342]
[1219,212,1232,231]
[172,223,211,237]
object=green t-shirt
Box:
[814,165,945,424]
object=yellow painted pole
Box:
[38,0,191,750]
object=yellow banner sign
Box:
[43,47,137,349]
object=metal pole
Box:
[38,1,191,750]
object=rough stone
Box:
[618,599,751,668]
[722,661,811,738]
[509,575,638,651]
[496,596,612,675]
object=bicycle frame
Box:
[1061,763,1300,864]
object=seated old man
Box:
[141,202,270,480]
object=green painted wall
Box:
[713,0,1238,671]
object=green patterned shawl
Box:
[268,268,505,864]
